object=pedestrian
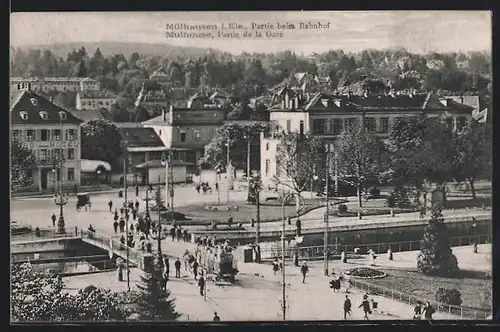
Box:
[119,218,125,233]
[213,312,220,321]
[174,258,182,278]
[135,222,140,235]
[215,182,219,192]
[196,183,201,194]
[198,274,205,296]
[272,259,279,275]
[359,294,371,320]
[413,301,422,320]
[343,295,352,319]
[135,200,140,212]
[300,261,309,283]
[51,213,56,227]
[170,227,176,241]
[132,209,137,220]
[120,235,126,246]
[130,223,135,233]
[192,260,199,280]
[113,220,119,234]
[176,227,182,242]
[227,216,233,228]
[183,229,189,242]
[287,217,291,226]
[161,269,169,292]
[423,302,435,320]
[135,185,139,197]
[108,200,113,212]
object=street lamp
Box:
[53,193,68,234]
[280,192,305,321]
[151,181,168,273]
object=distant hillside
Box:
[14,42,213,58]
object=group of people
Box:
[169,225,190,242]
[195,182,214,195]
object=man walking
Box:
[174,258,182,278]
[343,295,352,319]
[198,274,205,296]
[135,185,139,197]
[51,213,56,227]
[213,312,220,321]
[300,261,309,283]
[135,199,140,212]
[192,260,199,280]
[108,200,113,212]
[113,219,119,234]
[423,302,435,320]
[119,218,125,233]
[359,294,371,320]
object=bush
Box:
[338,204,348,213]
[385,186,411,208]
[435,287,462,306]
[369,187,381,197]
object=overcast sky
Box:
[11,11,491,54]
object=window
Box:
[39,149,48,161]
[331,119,343,135]
[344,118,358,131]
[364,118,376,132]
[179,151,186,161]
[12,130,20,140]
[265,159,270,175]
[26,130,35,141]
[67,168,75,181]
[39,111,48,120]
[457,116,467,130]
[30,98,38,106]
[379,117,389,134]
[54,149,62,160]
[59,111,67,120]
[41,129,50,141]
[312,119,326,134]
[299,120,304,135]
[67,148,75,160]
[20,111,28,120]
[52,129,61,140]
[180,130,186,142]
[194,129,200,141]
[286,120,291,133]
[65,129,76,140]
[266,143,270,151]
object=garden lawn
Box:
[365,268,492,311]
[175,198,322,224]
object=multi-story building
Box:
[10,77,100,93]
[11,89,83,191]
[75,90,118,111]
[260,86,475,185]
[142,105,227,171]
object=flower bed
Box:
[346,267,387,279]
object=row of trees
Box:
[267,118,491,208]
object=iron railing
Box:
[260,234,492,260]
[349,278,491,320]
[11,227,79,243]
[79,230,142,266]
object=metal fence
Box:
[260,234,492,260]
[349,278,491,320]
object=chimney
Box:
[284,92,290,109]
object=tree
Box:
[452,122,492,199]
[388,117,455,206]
[154,185,167,211]
[200,121,268,173]
[133,269,181,321]
[417,206,460,277]
[333,123,386,207]
[275,132,324,201]
[81,119,124,170]
[11,139,36,189]
[11,263,126,322]
[247,173,262,204]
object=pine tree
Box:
[247,174,262,205]
[135,267,180,321]
[417,206,460,277]
[154,186,166,211]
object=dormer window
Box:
[39,111,49,120]
[20,111,28,120]
[30,98,38,106]
[59,111,67,120]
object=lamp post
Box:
[53,193,68,234]
[151,179,168,273]
[53,112,68,234]
[280,192,305,321]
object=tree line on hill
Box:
[10,46,491,123]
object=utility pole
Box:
[324,144,330,276]
[247,133,251,188]
[123,154,130,291]
[226,132,231,204]
[169,151,174,221]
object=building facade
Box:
[10,77,100,93]
[142,106,226,168]
[260,87,475,185]
[11,89,83,191]
[75,90,118,111]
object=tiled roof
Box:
[79,90,117,99]
[70,110,108,122]
[10,89,83,125]
[119,127,164,148]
